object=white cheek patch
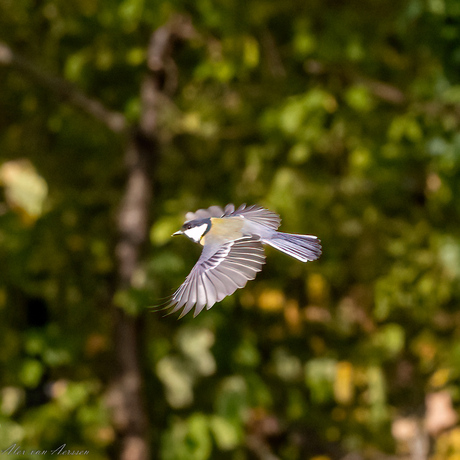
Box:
[183,223,208,242]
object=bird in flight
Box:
[166,204,321,318]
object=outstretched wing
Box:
[224,203,281,230]
[184,204,280,230]
[167,237,266,318]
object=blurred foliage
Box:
[2,0,460,458]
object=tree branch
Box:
[107,15,195,460]
[0,41,127,133]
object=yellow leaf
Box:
[258,288,285,311]
[307,273,328,305]
[0,159,48,223]
[334,361,354,404]
[430,368,451,388]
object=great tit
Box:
[167,203,321,318]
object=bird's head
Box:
[172,218,211,243]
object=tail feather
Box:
[263,232,322,262]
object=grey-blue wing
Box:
[223,204,281,230]
[167,237,266,318]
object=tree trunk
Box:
[107,16,195,460]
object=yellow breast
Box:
[200,217,245,245]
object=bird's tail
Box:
[263,232,322,262]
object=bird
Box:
[165,203,322,318]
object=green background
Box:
[1,0,460,458]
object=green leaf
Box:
[19,359,43,388]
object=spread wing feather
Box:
[167,237,265,318]
[224,203,281,230]
[184,203,281,230]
